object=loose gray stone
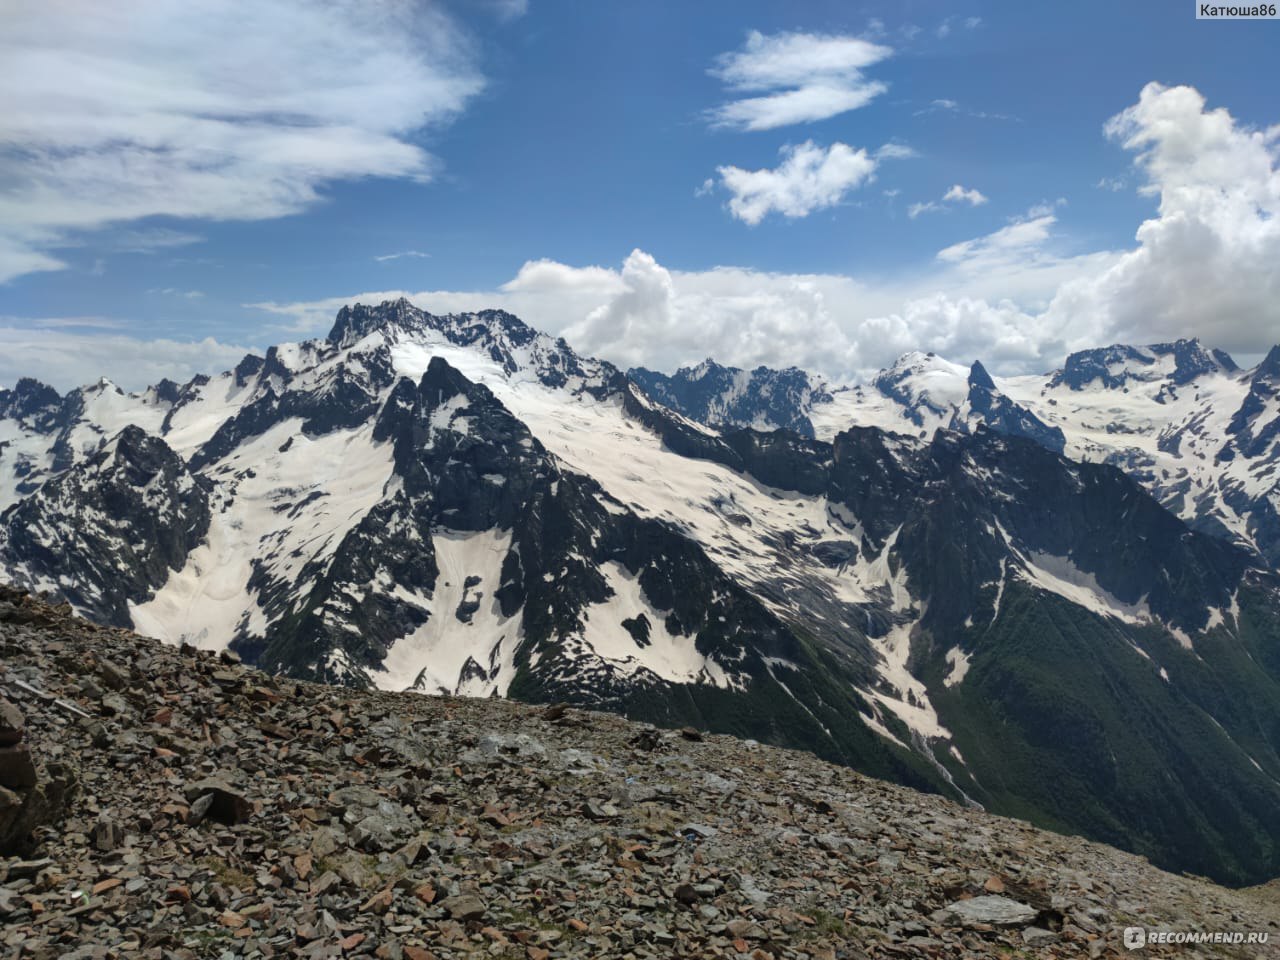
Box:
[945,895,1039,928]
[439,893,486,921]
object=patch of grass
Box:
[809,908,849,938]
[500,906,581,941]
[198,856,255,891]
[180,926,242,954]
[313,855,339,876]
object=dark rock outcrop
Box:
[0,688,78,856]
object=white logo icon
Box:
[1124,927,1147,950]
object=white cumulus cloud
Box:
[715,142,878,225]
[943,184,989,206]
[244,242,1105,383]
[1044,82,1280,355]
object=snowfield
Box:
[3,307,1277,759]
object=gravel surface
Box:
[2,584,1278,959]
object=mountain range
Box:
[2,299,1279,885]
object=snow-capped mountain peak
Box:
[629,358,829,436]
[627,337,1278,568]
[685,358,719,381]
[0,378,63,431]
[1046,338,1239,392]
[5,303,1280,885]
[871,351,974,425]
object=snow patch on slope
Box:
[373,527,520,696]
[129,510,266,650]
[0,421,52,509]
[866,618,951,740]
[579,562,737,688]
[1017,549,1152,625]
[944,647,972,687]
[132,420,395,648]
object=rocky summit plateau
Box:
[2,586,1279,959]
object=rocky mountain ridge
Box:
[3,302,1280,886]
[634,340,1280,570]
[2,587,1278,959]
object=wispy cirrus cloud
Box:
[707,31,892,132]
[0,1,484,285]
[914,99,958,116]
[914,98,1019,122]
[937,206,1058,265]
[373,250,432,262]
[147,288,205,299]
[109,228,205,254]
[5,315,126,331]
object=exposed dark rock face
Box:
[0,379,63,432]
[629,360,828,436]
[0,631,79,856]
[189,364,387,470]
[962,361,1066,453]
[1047,339,1236,391]
[0,427,211,626]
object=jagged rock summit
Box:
[1046,339,1238,391]
[629,359,829,437]
[1,588,1277,959]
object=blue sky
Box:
[1,1,1279,389]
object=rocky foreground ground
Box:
[1,585,1278,959]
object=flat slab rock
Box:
[945,895,1040,928]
